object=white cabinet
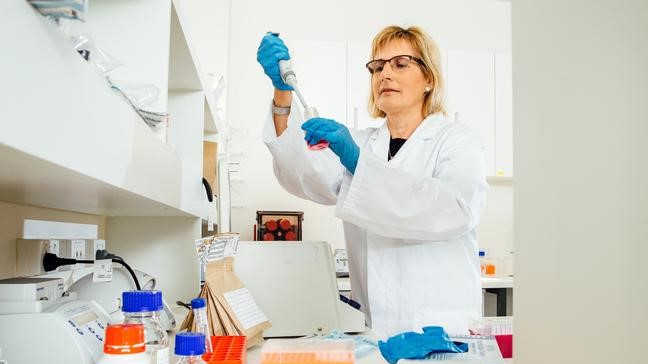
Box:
[291,40,348,123]
[447,50,497,176]
[0,0,223,301]
[347,43,381,130]
[495,53,513,177]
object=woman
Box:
[257,26,488,336]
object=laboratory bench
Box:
[168,324,513,363]
[243,332,514,364]
[338,276,514,316]
[169,305,515,364]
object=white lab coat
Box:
[262,101,488,337]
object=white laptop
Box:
[234,241,365,337]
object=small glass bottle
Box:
[174,332,206,364]
[190,298,213,353]
[122,290,170,364]
[98,324,150,364]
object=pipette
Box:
[279,59,330,150]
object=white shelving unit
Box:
[0,0,226,301]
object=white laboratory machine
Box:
[0,265,176,364]
[0,277,111,364]
[234,241,365,337]
[50,266,176,331]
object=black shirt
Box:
[388,137,407,161]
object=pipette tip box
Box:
[260,339,355,364]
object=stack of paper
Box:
[182,234,270,348]
[401,335,505,364]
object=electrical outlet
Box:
[71,239,86,260]
[46,239,60,255]
[93,239,106,259]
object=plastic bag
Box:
[313,330,378,359]
[70,35,123,75]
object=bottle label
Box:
[153,347,169,364]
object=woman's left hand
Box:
[302,118,360,174]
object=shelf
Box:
[487,176,513,184]
[0,144,189,217]
[169,0,220,134]
[0,0,196,217]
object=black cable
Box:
[111,258,141,290]
[43,252,141,290]
[176,301,191,310]
[202,177,214,202]
[95,250,141,290]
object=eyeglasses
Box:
[365,55,426,75]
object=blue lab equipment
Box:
[378,326,468,364]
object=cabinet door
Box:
[447,51,496,176]
[495,53,513,177]
[291,40,347,123]
[347,43,384,130]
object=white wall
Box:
[106,217,201,303]
[182,0,513,252]
[478,182,514,273]
[513,1,648,363]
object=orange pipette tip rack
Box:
[202,336,247,364]
[260,339,354,364]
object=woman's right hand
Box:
[257,33,293,91]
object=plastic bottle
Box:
[478,250,486,276]
[174,333,207,364]
[190,298,213,353]
[122,290,170,364]
[98,323,150,364]
[478,250,497,276]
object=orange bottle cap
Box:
[104,323,146,354]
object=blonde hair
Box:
[368,25,446,118]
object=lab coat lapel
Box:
[367,113,446,167]
[367,122,391,161]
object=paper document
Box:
[223,288,268,330]
[401,335,504,363]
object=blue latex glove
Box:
[378,326,468,364]
[301,118,360,174]
[256,33,293,90]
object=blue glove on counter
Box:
[378,326,468,364]
[256,33,293,90]
[302,118,360,174]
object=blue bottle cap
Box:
[479,250,486,257]
[122,290,163,313]
[191,297,206,309]
[175,332,206,356]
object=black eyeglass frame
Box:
[365,55,427,75]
